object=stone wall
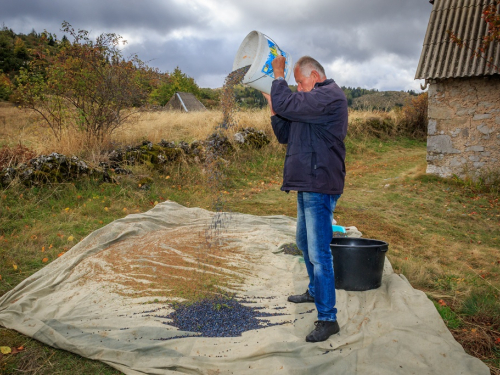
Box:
[426,74,500,180]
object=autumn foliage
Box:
[401,92,428,139]
[14,22,159,145]
[0,73,13,101]
[0,144,37,169]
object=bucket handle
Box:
[377,247,388,252]
[245,34,287,85]
[245,74,267,85]
[262,33,283,55]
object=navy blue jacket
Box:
[270,78,348,195]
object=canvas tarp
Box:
[0,201,489,374]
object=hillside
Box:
[232,85,416,111]
[351,90,413,111]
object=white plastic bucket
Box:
[232,31,293,95]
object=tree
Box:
[14,22,158,144]
[0,73,13,100]
[447,0,500,72]
[341,86,379,108]
[198,87,220,109]
[232,85,266,109]
[0,26,59,82]
[149,67,200,106]
[13,37,28,59]
[0,29,30,77]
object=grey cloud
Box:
[1,0,433,90]
[2,0,206,36]
[127,38,238,78]
[227,0,430,61]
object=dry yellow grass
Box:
[347,108,404,138]
[0,103,97,156]
[0,101,406,157]
[113,108,276,146]
[0,103,44,148]
[0,104,276,154]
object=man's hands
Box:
[272,56,286,79]
[262,92,276,116]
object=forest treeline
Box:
[0,25,217,108]
[0,25,420,111]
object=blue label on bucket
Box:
[261,39,289,79]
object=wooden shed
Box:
[165,92,207,112]
[415,0,500,180]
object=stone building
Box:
[415,0,500,180]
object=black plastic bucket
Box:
[330,238,388,291]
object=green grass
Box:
[0,328,120,374]
[461,290,500,319]
[433,302,463,330]
[1,137,500,373]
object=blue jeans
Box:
[296,192,341,322]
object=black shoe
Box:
[306,320,340,342]
[288,290,315,303]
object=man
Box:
[263,55,348,342]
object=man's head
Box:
[294,56,327,92]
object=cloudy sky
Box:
[2,0,433,91]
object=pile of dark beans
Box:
[157,295,290,339]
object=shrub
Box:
[0,144,37,169]
[401,92,428,139]
[0,73,13,101]
[347,110,399,139]
[14,22,158,146]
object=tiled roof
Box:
[415,0,500,79]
